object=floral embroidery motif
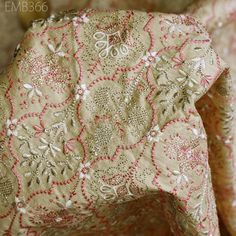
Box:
[191,57,206,72]
[23,83,43,98]
[164,18,184,35]
[79,162,91,179]
[142,51,161,67]
[0,9,227,236]
[38,137,61,157]
[93,31,129,58]
[172,170,189,186]
[147,125,163,142]
[6,119,18,137]
[73,13,89,27]
[15,197,27,214]
[75,84,90,101]
[18,49,72,95]
[47,43,66,57]
[176,69,198,88]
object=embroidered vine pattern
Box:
[0,9,225,236]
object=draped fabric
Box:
[0,0,194,72]
[1,1,236,236]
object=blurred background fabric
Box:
[0,0,24,72]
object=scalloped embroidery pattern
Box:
[0,10,227,236]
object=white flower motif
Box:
[176,69,198,88]
[23,83,42,98]
[79,162,91,179]
[55,217,63,222]
[75,84,90,101]
[48,43,66,57]
[73,14,89,27]
[172,170,189,185]
[53,198,73,210]
[52,121,68,134]
[65,200,72,208]
[6,119,18,137]
[186,150,192,159]
[147,125,163,142]
[190,127,206,140]
[15,197,27,214]
[142,51,161,67]
[93,31,129,58]
[38,138,61,157]
[164,19,184,34]
[224,137,232,144]
[192,57,206,72]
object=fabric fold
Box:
[0,7,234,236]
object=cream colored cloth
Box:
[0,0,194,71]
[1,0,236,235]
[0,8,230,235]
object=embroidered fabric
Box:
[0,0,194,72]
[1,0,236,236]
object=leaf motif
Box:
[173,170,180,175]
[177,176,182,184]
[71,118,75,127]
[48,43,55,52]
[27,179,32,187]
[61,167,65,175]
[28,89,34,98]
[18,135,26,141]
[35,89,42,97]
[179,69,187,76]
[38,145,47,150]
[33,125,44,132]
[172,106,176,112]
[183,175,189,182]
[120,44,129,55]
[95,40,108,50]
[192,128,199,136]
[23,83,33,89]
[36,177,40,184]
[23,154,31,158]
[66,200,72,208]
[20,161,27,167]
[93,31,106,40]
[41,168,46,175]
[110,47,119,57]
[24,172,31,177]
[51,148,56,157]
[99,48,109,58]
[52,145,61,152]
[62,124,68,133]
[57,51,66,57]
[55,43,62,52]
[51,169,56,176]
[159,99,166,103]
[40,138,48,144]
[173,92,178,97]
